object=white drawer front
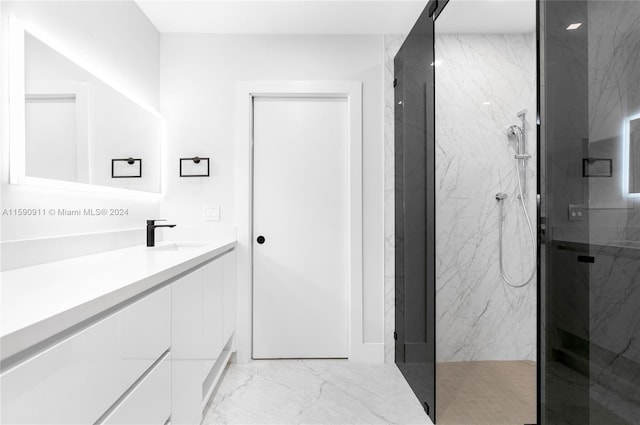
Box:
[1,286,171,424]
[202,259,223,380]
[171,269,205,425]
[222,250,236,344]
[102,353,171,425]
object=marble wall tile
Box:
[587,1,640,231]
[586,0,640,364]
[435,33,537,361]
[585,5,640,419]
[588,1,640,144]
[384,34,407,363]
[542,0,590,246]
[385,33,537,363]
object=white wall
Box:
[435,33,537,362]
[1,1,161,241]
[160,34,385,361]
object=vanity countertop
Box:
[0,236,236,362]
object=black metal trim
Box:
[111,158,142,178]
[179,157,210,177]
[427,3,449,422]
[432,0,450,20]
[427,0,438,17]
[536,1,542,424]
[429,10,438,424]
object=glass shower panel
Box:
[394,5,436,423]
[540,0,640,423]
[434,0,538,424]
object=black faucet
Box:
[146,219,176,247]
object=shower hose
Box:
[498,156,536,288]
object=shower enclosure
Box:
[394,0,640,423]
[434,2,537,424]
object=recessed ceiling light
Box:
[566,23,582,30]
[483,102,491,105]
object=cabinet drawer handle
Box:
[577,255,595,263]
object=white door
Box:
[253,96,349,359]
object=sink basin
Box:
[151,242,209,251]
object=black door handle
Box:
[577,255,595,263]
[257,236,265,244]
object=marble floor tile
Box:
[203,359,433,425]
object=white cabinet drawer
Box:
[1,286,171,425]
[102,353,171,425]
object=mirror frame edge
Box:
[623,112,640,198]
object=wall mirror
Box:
[626,113,640,196]
[9,19,163,194]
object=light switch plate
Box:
[568,204,585,221]
[203,205,220,221]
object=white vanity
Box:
[1,11,237,425]
[0,237,236,425]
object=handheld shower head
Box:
[506,125,522,139]
[495,192,508,201]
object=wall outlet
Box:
[203,205,220,221]
[568,204,585,221]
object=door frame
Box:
[236,81,378,362]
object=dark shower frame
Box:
[535,1,542,424]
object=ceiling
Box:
[135,0,429,34]
[435,0,536,34]
[135,0,536,35]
